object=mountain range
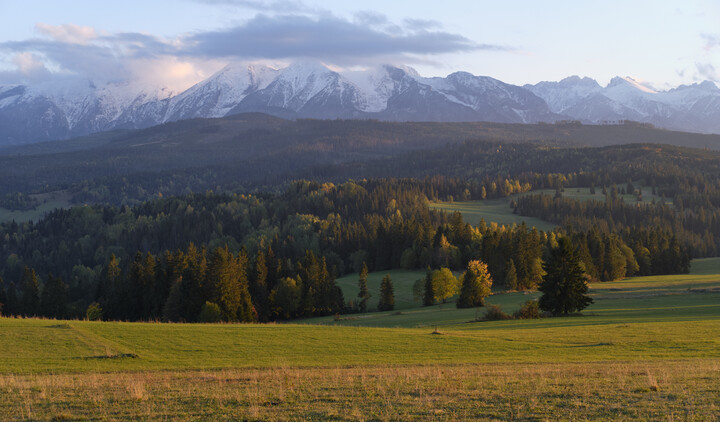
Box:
[2,62,719,146]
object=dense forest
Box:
[0,178,694,322]
[1,117,718,321]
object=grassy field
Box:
[429,184,669,232]
[0,190,74,224]
[1,258,718,420]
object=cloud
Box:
[695,62,718,82]
[182,13,499,64]
[193,0,312,13]
[0,10,508,88]
[701,33,720,51]
[35,23,98,45]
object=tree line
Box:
[0,178,693,321]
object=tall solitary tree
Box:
[378,274,395,311]
[456,260,493,308]
[357,262,370,313]
[539,237,593,315]
[422,268,435,306]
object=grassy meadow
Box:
[0,190,73,224]
[429,184,669,233]
[1,258,719,420]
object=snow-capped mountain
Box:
[1,62,720,146]
[526,76,720,133]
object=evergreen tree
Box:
[456,260,493,308]
[378,274,395,311]
[504,259,518,290]
[251,250,270,321]
[422,268,435,306]
[20,266,40,316]
[539,238,593,315]
[40,274,68,319]
[5,282,18,316]
[0,276,7,316]
[208,246,242,322]
[235,248,256,322]
[357,262,370,313]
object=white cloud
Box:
[35,23,99,45]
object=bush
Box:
[514,300,542,319]
[484,304,512,321]
[198,302,223,323]
[85,302,104,321]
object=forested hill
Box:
[2,114,720,208]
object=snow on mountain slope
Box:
[165,63,277,122]
[526,76,603,113]
[3,63,720,146]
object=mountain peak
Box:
[559,75,601,88]
[608,76,657,94]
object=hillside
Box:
[1,115,720,205]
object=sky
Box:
[0,0,718,92]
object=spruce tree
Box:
[539,237,593,315]
[422,268,435,306]
[5,282,18,316]
[20,266,40,316]
[378,274,395,311]
[357,262,370,313]
[0,276,7,316]
[40,274,68,319]
[505,259,518,290]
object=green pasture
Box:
[429,184,670,232]
[1,258,718,375]
[0,190,74,223]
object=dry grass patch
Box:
[1,360,719,421]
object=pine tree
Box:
[378,274,395,311]
[539,237,593,315]
[357,262,370,313]
[20,266,40,316]
[208,246,242,322]
[40,274,68,319]
[5,282,18,316]
[504,259,518,290]
[0,276,7,316]
[422,268,435,306]
[251,250,270,321]
[456,260,493,308]
[235,248,256,322]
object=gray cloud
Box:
[695,62,718,82]
[182,13,500,63]
[701,33,720,50]
[0,10,508,85]
[192,0,315,13]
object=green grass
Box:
[430,197,556,231]
[0,190,73,223]
[429,184,670,232]
[1,259,718,420]
[1,259,719,376]
[334,269,428,311]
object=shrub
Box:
[198,302,223,323]
[85,302,104,321]
[484,304,512,321]
[514,300,542,319]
